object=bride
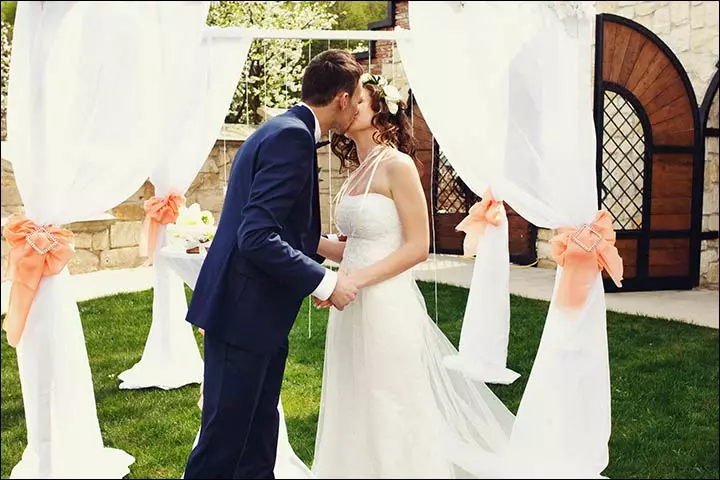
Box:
[311,73,516,478]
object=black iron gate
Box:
[430,142,537,264]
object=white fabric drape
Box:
[442,221,519,384]
[397,1,525,385]
[399,1,610,477]
[500,5,611,478]
[5,2,171,477]
[118,3,253,391]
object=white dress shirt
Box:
[298,102,338,301]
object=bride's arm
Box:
[317,236,346,264]
[349,157,429,289]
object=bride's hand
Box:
[314,297,332,309]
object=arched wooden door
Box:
[594,14,704,291]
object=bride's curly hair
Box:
[331,82,421,174]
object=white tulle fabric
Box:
[398,2,610,477]
[161,249,312,480]
[311,147,515,478]
[4,2,176,477]
[118,2,253,391]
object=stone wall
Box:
[184,127,247,222]
[1,162,154,276]
[317,144,350,235]
[597,1,719,96]
[1,157,19,278]
[184,127,349,236]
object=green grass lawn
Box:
[1,283,718,479]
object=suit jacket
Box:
[186,105,326,353]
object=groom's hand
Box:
[329,269,358,311]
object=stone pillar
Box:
[700,89,719,289]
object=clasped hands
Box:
[315,233,359,311]
[315,268,361,311]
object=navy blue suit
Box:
[184,105,326,479]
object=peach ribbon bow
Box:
[455,189,505,258]
[2,214,74,347]
[141,191,185,262]
[550,210,623,312]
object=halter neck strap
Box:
[334,145,389,236]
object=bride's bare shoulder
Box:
[385,149,419,177]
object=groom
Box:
[184,50,364,479]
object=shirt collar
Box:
[298,102,321,143]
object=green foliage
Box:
[334,1,388,30]
[207,1,338,124]
[0,1,17,26]
[308,2,390,63]
[1,18,11,140]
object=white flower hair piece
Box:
[361,73,401,115]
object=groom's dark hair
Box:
[301,49,364,107]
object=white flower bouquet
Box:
[166,203,217,254]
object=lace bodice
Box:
[334,193,403,271]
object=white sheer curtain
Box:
[397,1,527,385]
[400,1,612,477]
[499,5,612,478]
[4,2,171,477]
[117,3,253,390]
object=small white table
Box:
[159,247,207,290]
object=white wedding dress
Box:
[185,146,518,478]
[311,146,516,478]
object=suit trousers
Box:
[184,331,289,479]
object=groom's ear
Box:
[336,91,350,110]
